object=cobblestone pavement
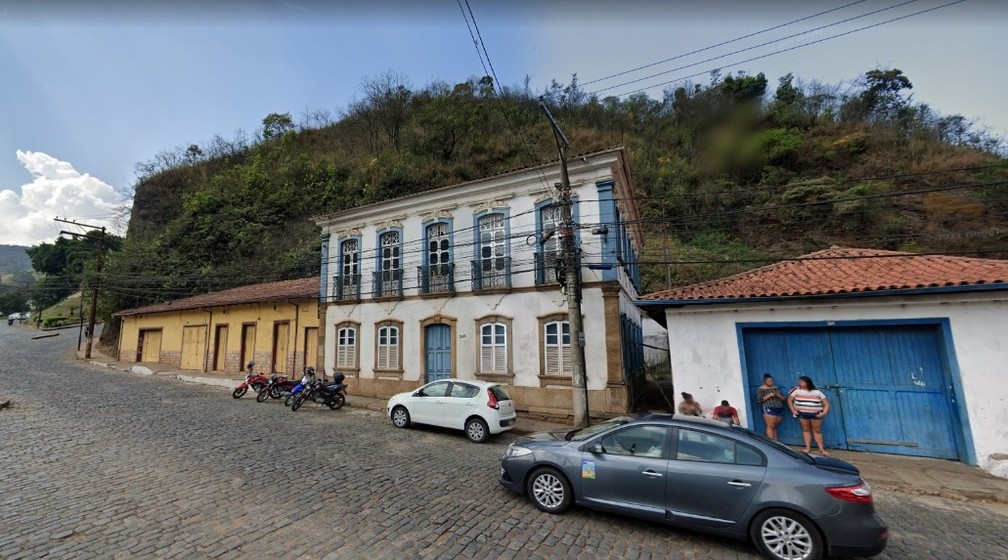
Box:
[1,323,1007,559]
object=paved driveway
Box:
[1,323,1006,559]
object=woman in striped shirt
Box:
[788,375,831,455]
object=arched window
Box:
[376,322,402,371]
[476,213,508,289]
[377,230,402,297]
[480,322,507,373]
[334,323,358,370]
[543,320,571,376]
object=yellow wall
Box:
[118,299,319,374]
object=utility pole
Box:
[55,218,107,359]
[539,99,589,427]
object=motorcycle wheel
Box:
[256,388,270,403]
[232,387,247,399]
[291,393,306,412]
[327,394,346,410]
[269,386,283,399]
[284,394,294,407]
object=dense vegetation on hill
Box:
[96,68,1007,344]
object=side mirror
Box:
[587,443,604,454]
[413,390,425,397]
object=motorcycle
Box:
[291,370,347,412]
[256,374,298,403]
[284,367,317,407]
[232,362,270,399]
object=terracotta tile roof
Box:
[640,248,1008,303]
[113,277,319,317]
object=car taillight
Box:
[826,482,873,504]
[487,391,499,410]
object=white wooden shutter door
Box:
[561,344,572,376]
[481,345,493,372]
[546,346,559,376]
[493,345,506,373]
[388,342,399,370]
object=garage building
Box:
[638,247,1008,477]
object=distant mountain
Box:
[0,245,32,274]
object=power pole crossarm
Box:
[539,99,589,428]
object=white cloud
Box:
[0,150,123,246]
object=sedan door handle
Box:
[642,470,663,478]
[727,480,751,488]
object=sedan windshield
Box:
[567,416,633,441]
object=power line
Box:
[455,0,555,194]
[592,0,920,95]
[581,0,872,87]
[609,0,967,98]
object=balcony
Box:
[471,257,511,291]
[373,269,404,298]
[418,263,455,295]
[332,274,361,302]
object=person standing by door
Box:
[788,375,831,455]
[756,374,786,441]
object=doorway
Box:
[272,321,290,374]
[213,325,229,371]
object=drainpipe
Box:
[202,308,213,373]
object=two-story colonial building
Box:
[313,147,647,418]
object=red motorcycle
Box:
[256,373,298,402]
[232,362,270,399]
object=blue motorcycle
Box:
[291,371,347,412]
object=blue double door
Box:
[742,324,961,460]
[425,324,452,383]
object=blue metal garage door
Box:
[742,325,960,459]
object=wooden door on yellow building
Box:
[181,325,207,370]
[272,322,290,374]
[138,329,162,363]
[213,325,228,371]
[303,327,318,370]
[240,324,256,370]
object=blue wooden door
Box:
[743,325,959,459]
[828,326,958,459]
[425,324,452,383]
[742,328,847,449]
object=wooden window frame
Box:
[474,314,513,383]
[334,321,361,374]
[538,312,572,385]
[374,319,404,374]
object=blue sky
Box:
[1,0,1005,245]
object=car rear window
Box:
[488,385,510,401]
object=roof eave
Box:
[636,282,1008,313]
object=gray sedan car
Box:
[499,414,887,560]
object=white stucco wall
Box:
[663,293,1008,475]
[324,286,611,389]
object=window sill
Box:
[372,295,404,303]
[538,375,573,387]
[374,369,404,380]
[418,291,455,299]
[472,287,512,296]
[474,372,514,384]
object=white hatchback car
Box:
[387,379,517,443]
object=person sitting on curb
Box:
[677,392,703,416]
[712,400,740,425]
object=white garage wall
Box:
[663,293,1008,475]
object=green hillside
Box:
[0,245,32,274]
[102,68,1008,341]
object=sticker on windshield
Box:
[581,460,596,480]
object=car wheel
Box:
[750,508,823,560]
[526,468,572,514]
[464,417,489,443]
[391,406,411,428]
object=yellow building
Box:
[114,277,320,374]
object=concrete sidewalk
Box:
[77,350,1008,504]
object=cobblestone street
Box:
[1,323,1007,559]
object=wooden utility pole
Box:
[55,218,107,359]
[539,99,589,427]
